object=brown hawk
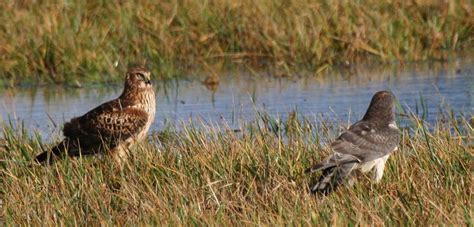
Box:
[305,91,401,194]
[35,67,156,165]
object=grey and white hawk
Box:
[305,91,400,194]
[35,67,156,165]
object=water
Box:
[1,59,473,141]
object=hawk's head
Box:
[362,91,396,124]
[125,67,152,90]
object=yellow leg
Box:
[111,146,128,169]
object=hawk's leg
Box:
[111,146,129,169]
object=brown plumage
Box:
[305,91,401,194]
[35,67,156,165]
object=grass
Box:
[0,0,473,85]
[0,109,472,225]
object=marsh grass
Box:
[0,109,472,225]
[1,0,473,84]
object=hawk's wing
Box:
[63,99,149,149]
[305,120,399,175]
[331,120,400,162]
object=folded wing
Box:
[331,121,399,162]
[63,99,149,152]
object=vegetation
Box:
[0,0,472,224]
[0,110,472,225]
[0,0,473,85]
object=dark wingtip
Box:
[34,152,46,163]
[34,151,52,165]
[34,141,66,165]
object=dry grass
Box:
[0,0,473,85]
[0,110,472,225]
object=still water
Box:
[1,59,473,141]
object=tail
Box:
[305,154,359,194]
[307,164,356,194]
[35,139,71,165]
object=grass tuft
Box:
[0,0,473,84]
[0,110,472,225]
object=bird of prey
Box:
[305,91,400,194]
[35,67,156,165]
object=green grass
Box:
[0,111,472,225]
[0,0,473,85]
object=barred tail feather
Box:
[309,162,357,194]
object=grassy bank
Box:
[0,111,472,225]
[0,0,473,85]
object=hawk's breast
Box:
[133,88,156,142]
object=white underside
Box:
[357,147,397,182]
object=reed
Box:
[0,0,472,85]
[0,109,472,225]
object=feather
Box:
[306,91,401,194]
[35,67,155,165]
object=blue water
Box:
[1,58,473,141]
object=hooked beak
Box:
[145,79,151,85]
